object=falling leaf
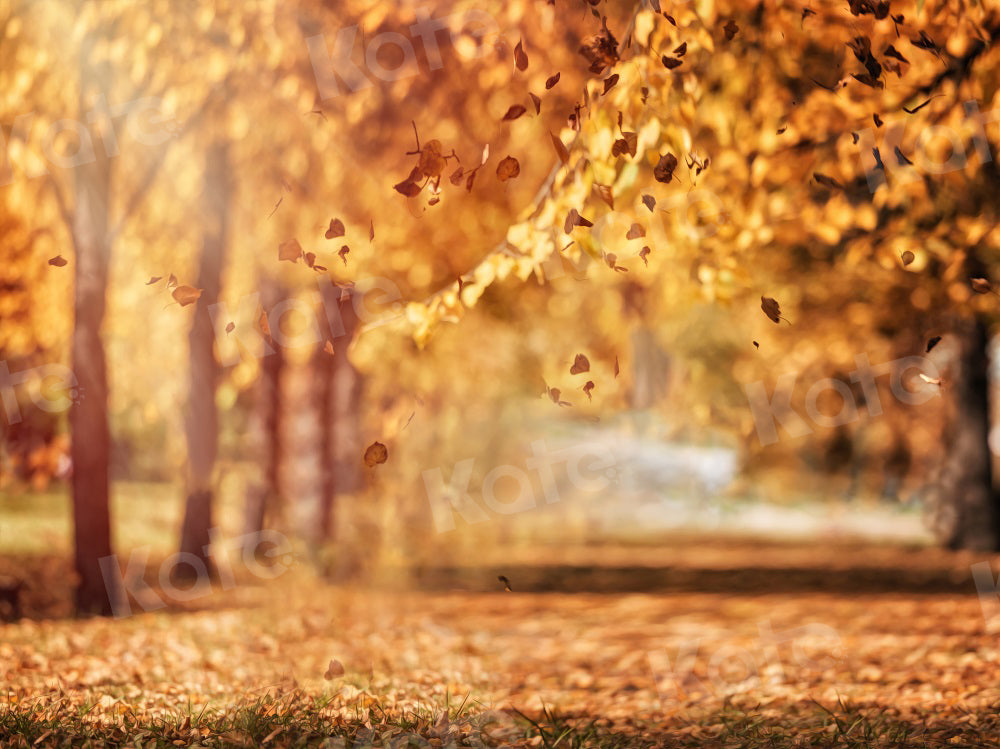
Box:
[971,277,992,294]
[545,72,560,89]
[145,276,162,285]
[514,39,528,71]
[604,252,628,272]
[323,340,335,355]
[895,146,914,166]
[626,223,645,240]
[48,255,67,267]
[673,41,688,56]
[497,575,512,592]
[364,441,388,467]
[654,153,678,183]
[279,239,303,263]
[723,20,739,40]
[549,131,570,164]
[369,220,375,242]
[564,208,593,234]
[753,340,760,349]
[901,251,915,266]
[593,183,614,209]
[529,92,541,115]
[225,322,235,334]
[167,273,178,288]
[259,309,272,339]
[583,381,595,401]
[324,660,345,680]
[761,295,790,324]
[614,356,620,378]
[661,56,683,69]
[547,387,572,407]
[570,354,590,375]
[926,336,941,353]
[612,132,638,158]
[639,246,651,265]
[873,113,883,127]
[813,173,843,190]
[642,194,656,212]
[172,285,202,307]
[325,219,345,239]
[885,44,909,63]
[496,155,520,182]
[502,105,527,121]
[602,74,620,94]
[338,245,350,266]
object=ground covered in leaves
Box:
[2,540,999,747]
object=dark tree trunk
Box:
[70,119,116,616]
[931,316,1000,551]
[178,142,230,576]
[243,279,285,550]
[315,284,362,541]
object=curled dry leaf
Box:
[926,336,941,353]
[550,132,570,164]
[225,322,235,334]
[753,340,760,349]
[496,155,520,182]
[564,208,593,234]
[654,153,678,183]
[661,56,683,69]
[547,387,572,407]
[570,354,590,375]
[529,93,541,115]
[364,441,389,467]
[48,255,67,267]
[614,356,620,378]
[639,246,651,265]
[673,41,687,56]
[612,132,637,158]
[723,19,739,40]
[602,73,620,94]
[593,183,614,209]
[583,380,595,401]
[642,194,656,212]
[338,245,350,266]
[279,239,303,263]
[971,277,993,294]
[325,219,345,239]
[146,276,162,285]
[901,250,915,266]
[545,72,560,89]
[172,285,202,307]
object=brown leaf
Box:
[642,194,656,212]
[548,387,572,407]
[602,74,620,94]
[394,178,422,197]
[369,220,375,242]
[900,250,915,266]
[48,255,67,267]
[514,39,528,71]
[364,441,388,467]
[418,140,447,178]
[971,277,992,294]
[172,285,203,307]
[614,356,620,378]
[146,276,162,285]
[583,381,595,401]
[612,132,637,158]
[502,105,527,121]
[564,208,593,234]
[550,131,570,164]
[338,245,350,266]
[323,340,335,355]
[570,353,590,375]
[279,238,303,263]
[626,223,645,240]
[545,72,561,89]
[926,336,941,353]
[325,219,345,239]
[496,155,520,182]
[639,246,651,265]
[167,273,178,288]
[259,309,272,339]
[723,19,739,40]
[497,575,512,592]
[654,153,678,183]
[225,321,235,334]
[760,295,788,324]
[661,55,683,69]
[593,183,614,209]
[529,92,541,115]
[813,173,843,190]
[673,41,687,56]
[324,659,345,680]
[449,166,465,186]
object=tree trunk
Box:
[316,284,362,541]
[178,142,230,577]
[243,279,285,550]
[930,316,1000,551]
[70,120,116,616]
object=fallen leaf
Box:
[626,223,645,240]
[661,55,683,69]
[583,381,595,401]
[761,295,789,324]
[901,251,915,266]
[639,246,651,265]
[926,336,941,353]
[225,322,235,334]
[338,245,350,266]
[654,153,678,183]
[529,92,541,115]
[502,105,527,121]
[723,19,739,40]
[603,73,620,94]
[545,72,561,89]
[324,340,335,355]
[48,255,67,267]
[594,183,614,209]
[570,354,590,375]
[614,356,620,378]
[971,277,992,294]
[145,276,162,285]
[642,194,656,212]
[324,660,345,680]
[514,39,528,71]
[550,132,570,164]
